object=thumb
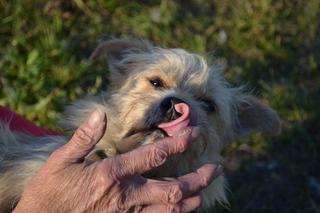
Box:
[54,109,107,163]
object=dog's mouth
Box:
[116,103,197,154]
[126,103,197,137]
[157,103,197,136]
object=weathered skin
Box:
[14,110,222,213]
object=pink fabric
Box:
[0,106,61,136]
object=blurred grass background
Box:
[0,0,319,212]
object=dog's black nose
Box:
[160,97,184,121]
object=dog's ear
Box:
[233,95,281,138]
[90,39,150,76]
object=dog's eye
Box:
[200,98,217,113]
[149,78,164,88]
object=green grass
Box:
[1,0,320,212]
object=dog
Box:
[0,39,281,211]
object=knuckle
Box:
[74,126,94,144]
[165,183,183,204]
[148,145,168,168]
[174,139,187,154]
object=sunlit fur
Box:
[0,39,281,211]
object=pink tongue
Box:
[157,103,196,136]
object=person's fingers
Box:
[50,110,106,163]
[125,179,184,206]
[106,127,199,178]
[138,194,203,213]
[124,164,222,207]
[176,164,223,197]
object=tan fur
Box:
[0,39,281,211]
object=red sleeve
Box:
[0,106,62,137]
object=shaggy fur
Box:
[0,39,281,211]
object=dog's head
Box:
[66,39,281,173]
[88,39,280,157]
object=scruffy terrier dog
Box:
[0,39,281,211]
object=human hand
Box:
[14,110,222,213]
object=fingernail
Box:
[214,164,224,177]
[191,127,200,138]
[87,109,105,129]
